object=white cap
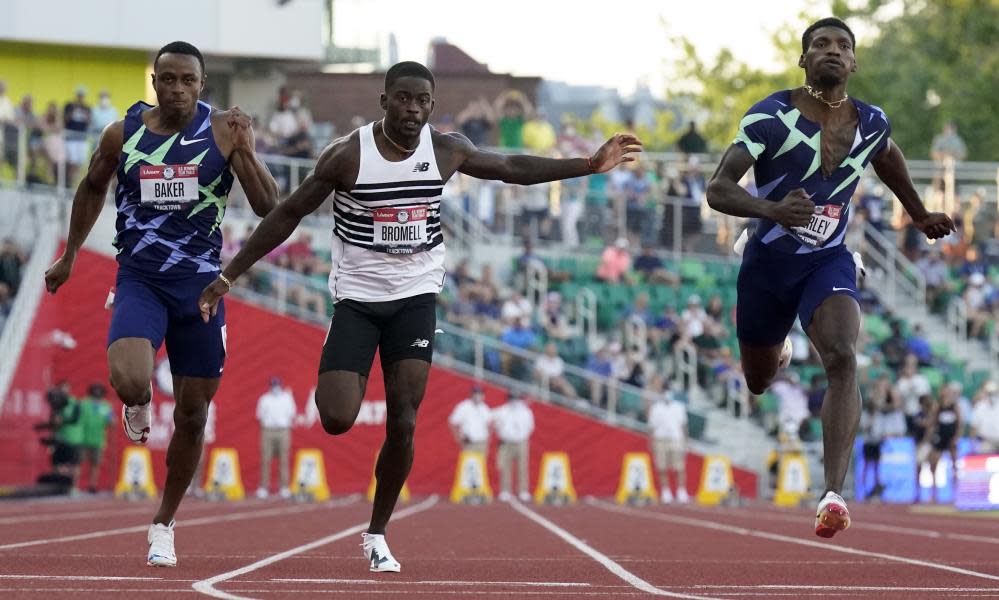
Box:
[970,272,986,286]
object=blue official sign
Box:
[854,437,974,503]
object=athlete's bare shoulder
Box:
[313,129,361,189]
[431,128,476,180]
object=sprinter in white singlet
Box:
[198,61,642,573]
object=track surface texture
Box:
[1,495,998,599]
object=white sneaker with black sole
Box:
[147,520,177,567]
[361,533,400,573]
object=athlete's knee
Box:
[173,401,208,434]
[318,408,354,436]
[386,408,417,445]
[821,341,857,378]
[109,373,150,407]
[745,374,775,396]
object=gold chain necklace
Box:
[380,119,417,154]
[803,83,849,109]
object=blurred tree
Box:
[669,0,999,159]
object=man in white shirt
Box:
[500,291,533,327]
[895,354,931,419]
[491,391,535,502]
[448,384,491,455]
[256,377,298,499]
[971,381,999,453]
[647,388,689,503]
[533,342,578,398]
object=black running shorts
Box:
[319,293,437,377]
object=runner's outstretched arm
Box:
[44,121,124,294]
[871,138,954,240]
[220,107,279,217]
[447,132,642,184]
[198,137,347,321]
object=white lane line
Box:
[507,499,721,600]
[192,495,439,600]
[0,575,165,581]
[269,578,591,587]
[589,499,999,583]
[0,499,248,526]
[0,496,359,551]
[671,504,999,545]
[690,585,999,592]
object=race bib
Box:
[373,207,428,254]
[792,204,842,247]
[139,164,199,208]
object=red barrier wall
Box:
[1,248,757,498]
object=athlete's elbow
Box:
[705,179,725,210]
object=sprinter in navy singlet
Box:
[706,18,954,539]
[44,41,277,567]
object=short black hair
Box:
[801,17,856,53]
[155,41,205,76]
[385,61,435,92]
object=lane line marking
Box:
[269,578,591,587]
[0,499,256,526]
[192,495,439,600]
[689,585,999,591]
[507,499,721,599]
[0,575,165,581]
[589,499,999,583]
[0,496,359,551]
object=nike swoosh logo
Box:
[862,131,879,141]
[832,287,854,292]
[179,137,207,146]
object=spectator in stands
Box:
[624,163,655,241]
[858,182,888,232]
[540,291,571,341]
[534,342,578,398]
[89,91,118,135]
[449,384,492,455]
[969,188,996,249]
[705,294,726,324]
[911,393,935,501]
[255,376,297,499]
[518,181,553,240]
[860,351,890,396]
[906,323,934,366]
[500,290,533,327]
[647,386,689,503]
[964,272,993,340]
[559,172,588,248]
[0,238,25,294]
[62,86,91,184]
[930,121,968,164]
[495,90,531,149]
[895,354,931,432]
[456,97,495,146]
[282,116,315,159]
[0,281,11,332]
[650,304,683,355]
[772,372,809,440]
[491,390,534,502]
[500,317,538,376]
[268,94,298,145]
[676,121,707,155]
[522,110,556,154]
[680,294,709,339]
[971,381,999,453]
[880,319,909,371]
[446,285,479,330]
[0,80,14,170]
[41,102,64,183]
[916,246,952,313]
[473,263,501,308]
[15,94,43,183]
[633,245,677,285]
[596,237,633,284]
[78,383,112,494]
[622,291,654,326]
[693,319,726,386]
[586,342,616,407]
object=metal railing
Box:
[858,221,927,308]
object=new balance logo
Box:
[412,162,430,172]
[179,136,207,146]
[411,339,430,348]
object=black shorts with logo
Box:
[319,293,437,377]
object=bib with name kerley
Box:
[373,206,428,254]
[792,204,842,247]
[139,164,199,208]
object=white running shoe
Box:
[733,228,750,257]
[147,521,177,567]
[660,488,674,504]
[255,488,269,500]
[518,491,532,502]
[361,533,401,573]
[815,491,851,539]
[279,487,292,499]
[122,397,151,444]
[676,488,690,504]
[852,251,867,279]
[778,337,793,370]
[497,491,512,502]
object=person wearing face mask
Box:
[90,91,119,136]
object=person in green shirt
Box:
[79,383,113,493]
[50,383,83,487]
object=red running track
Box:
[1,495,998,599]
